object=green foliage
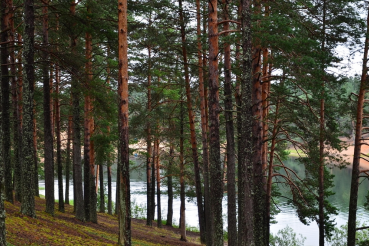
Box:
[326,223,369,246]
[131,199,147,220]
[269,226,306,246]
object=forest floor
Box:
[5,197,202,246]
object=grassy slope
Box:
[5,197,201,246]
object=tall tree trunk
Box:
[107,165,112,215]
[196,0,211,243]
[42,0,54,216]
[21,0,36,217]
[84,3,97,222]
[1,0,13,204]
[55,64,64,212]
[318,1,326,245]
[151,135,156,222]
[347,6,369,246]
[118,0,131,243]
[166,144,173,226]
[179,99,186,242]
[178,0,206,242]
[250,1,267,244]
[70,0,84,221]
[222,1,237,244]
[33,90,38,197]
[99,161,104,212]
[146,45,153,226]
[266,85,279,241]
[155,139,161,228]
[0,59,6,244]
[65,115,72,205]
[208,0,223,244]
[9,0,19,203]
[238,0,254,244]
[15,32,23,202]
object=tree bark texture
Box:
[166,144,174,226]
[118,0,131,244]
[0,23,7,244]
[178,0,206,242]
[196,0,211,243]
[208,0,224,244]
[179,101,186,242]
[155,139,161,228]
[238,0,254,244]
[55,65,64,212]
[222,1,237,244]
[146,45,153,226]
[42,1,54,216]
[11,4,21,202]
[99,163,105,212]
[347,7,369,246]
[65,115,72,205]
[70,0,84,221]
[1,0,13,204]
[14,33,23,202]
[21,0,36,217]
[319,1,326,245]
[108,165,112,215]
[151,136,156,222]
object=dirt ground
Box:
[5,197,202,246]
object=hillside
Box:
[4,197,201,246]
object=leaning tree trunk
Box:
[178,0,206,242]
[21,0,36,217]
[117,0,131,243]
[347,6,369,245]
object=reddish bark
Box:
[118,0,131,243]
[347,7,369,245]
[178,0,206,242]
[196,0,211,243]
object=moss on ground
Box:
[5,197,201,246]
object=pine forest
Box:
[1,0,369,245]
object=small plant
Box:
[326,223,369,246]
[130,199,147,219]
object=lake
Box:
[39,157,369,246]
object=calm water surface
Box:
[39,157,369,246]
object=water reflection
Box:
[39,157,369,246]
